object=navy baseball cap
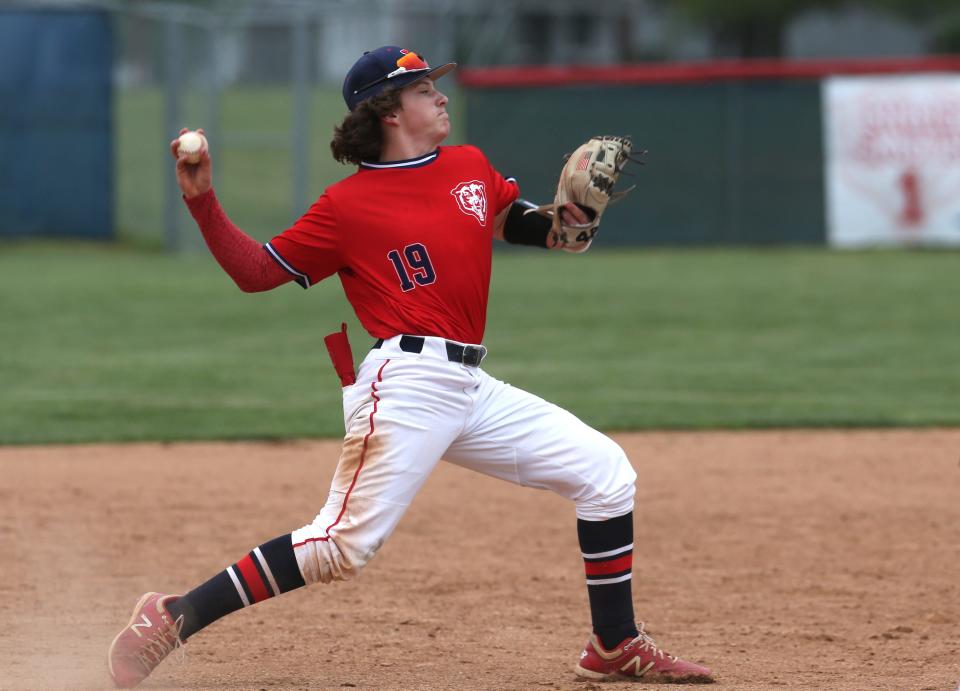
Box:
[343,46,456,111]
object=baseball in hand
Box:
[177,131,207,164]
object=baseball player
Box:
[107,46,712,687]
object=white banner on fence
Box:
[823,75,960,247]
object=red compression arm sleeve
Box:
[184,189,291,292]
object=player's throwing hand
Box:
[169,127,212,199]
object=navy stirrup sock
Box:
[166,533,306,640]
[578,512,639,650]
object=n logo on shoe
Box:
[131,613,153,638]
[620,657,655,677]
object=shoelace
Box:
[135,613,186,670]
[631,623,679,663]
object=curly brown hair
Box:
[330,88,404,165]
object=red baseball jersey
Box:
[266,145,518,344]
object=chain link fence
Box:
[112,1,459,250]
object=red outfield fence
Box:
[460,56,960,87]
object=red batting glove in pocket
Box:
[323,322,356,387]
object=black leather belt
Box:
[372,335,487,367]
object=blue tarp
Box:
[0,10,113,239]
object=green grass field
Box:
[4,86,957,444]
[3,243,959,445]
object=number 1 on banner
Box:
[388,243,436,292]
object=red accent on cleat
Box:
[107,592,184,688]
[574,623,714,683]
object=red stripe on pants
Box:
[320,360,389,542]
[292,361,390,550]
[584,553,632,577]
[237,554,271,603]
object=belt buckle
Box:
[462,344,486,367]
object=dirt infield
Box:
[1,430,959,690]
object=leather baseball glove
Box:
[526,135,642,253]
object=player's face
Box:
[396,79,450,145]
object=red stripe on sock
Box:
[292,360,389,550]
[237,554,271,603]
[584,553,633,577]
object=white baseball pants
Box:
[292,335,637,585]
